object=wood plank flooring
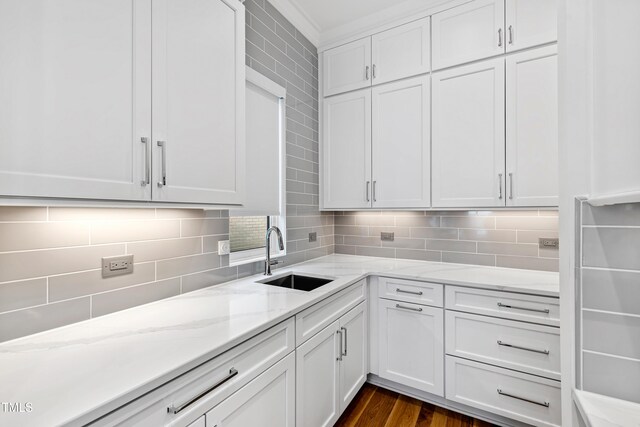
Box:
[334,384,498,427]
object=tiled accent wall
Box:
[579,201,640,403]
[245,0,334,265]
[0,207,262,343]
[334,210,559,272]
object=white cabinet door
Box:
[506,0,557,52]
[506,46,558,206]
[432,0,505,70]
[152,0,245,205]
[187,416,205,427]
[206,353,295,427]
[296,321,340,427]
[322,89,372,209]
[432,58,506,208]
[378,299,444,396]
[323,38,371,97]
[339,302,368,412]
[371,18,431,86]
[0,0,151,201]
[372,76,430,208]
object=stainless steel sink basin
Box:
[258,274,333,292]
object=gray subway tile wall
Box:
[580,201,640,404]
[334,211,559,272]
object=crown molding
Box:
[267,0,321,47]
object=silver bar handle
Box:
[396,288,423,296]
[396,303,422,312]
[366,181,370,202]
[157,141,167,187]
[141,137,150,186]
[497,388,549,408]
[373,181,377,202]
[498,173,503,199]
[497,302,550,314]
[508,25,514,45]
[336,330,343,361]
[167,368,238,414]
[509,173,514,200]
[497,340,550,355]
[341,326,348,356]
[365,66,370,80]
[372,64,377,79]
[498,28,503,47]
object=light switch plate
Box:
[218,240,231,255]
[309,232,317,242]
[381,232,395,242]
[102,255,134,278]
[539,238,560,249]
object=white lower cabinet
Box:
[187,416,205,427]
[378,298,444,396]
[296,302,368,427]
[205,352,295,427]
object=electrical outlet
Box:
[218,240,231,255]
[102,255,134,278]
[309,232,317,242]
[539,238,560,249]
[381,232,395,242]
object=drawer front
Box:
[445,311,560,380]
[446,356,561,427]
[445,286,560,326]
[296,280,367,345]
[378,277,443,307]
[92,318,295,427]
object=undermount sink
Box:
[258,274,334,292]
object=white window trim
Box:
[230,68,287,267]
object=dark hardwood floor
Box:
[334,384,498,427]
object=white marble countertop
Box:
[574,390,640,427]
[0,254,558,426]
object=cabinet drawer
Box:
[378,277,443,307]
[445,286,560,326]
[445,356,561,427]
[91,318,295,427]
[445,311,560,380]
[296,280,367,345]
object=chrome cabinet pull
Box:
[337,330,343,361]
[141,137,150,186]
[365,66,370,80]
[372,64,377,79]
[497,302,550,314]
[497,340,550,355]
[396,288,423,296]
[508,25,514,44]
[341,326,348,356]
[498,28,503,47]
[157,141,167,187]
[497,388,549,408]
[509,173,514,200]
[167,368,238,414]
[498,173,503,199]
[366,181,370,202]
[373,181,377,202]
[396,303,422,312]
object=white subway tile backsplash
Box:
[582,268,640,315]
[91,220,180,244]
[0,206,47,221]
[0,222,90,252]
[91,279,181,318]
[156,253,221,280]
[181,218,229,237]
[49,207,156,221]
[128,237,203,262]
[583,351,640,404]
[0,278,47,313]
[583,310,640,360]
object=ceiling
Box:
[269,0,456,47]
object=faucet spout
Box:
[265,226,284,275]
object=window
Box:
[229,67,286,265]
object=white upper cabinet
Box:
[432,0,505,70]
[506,46,558,206]
[0,0,152,201]
[505,0,558,52]
[323,38,371,97]
[432,58,506,208]
[371,18,431,86]
[322,89,372,209]
[372,76,430,208]
[152,0,244,205]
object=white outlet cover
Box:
[218,240,231,255]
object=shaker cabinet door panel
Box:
[0,0,152,201]
[506,0,558,52]
[339,303,368,412]
[323,38,371,97]
[152,0,244,204]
